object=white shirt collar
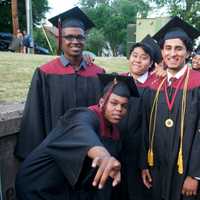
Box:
[167,65,188,83]
[136,71,149,84]
[128,71,149,83]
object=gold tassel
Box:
[148,149,154,167]
[176,68,190,175]
[177,149,183,174]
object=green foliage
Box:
[80,0,110,8]
[85,28,106,56]
[0,1,12,32]
[0,0,50,32]
[32,0,50,25]
[112,0,149,21]
[79,0,150,56]
[33,27,57,55]
[151,0,200,30]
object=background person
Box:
[8,29,23,53]
[17,29,24,53]
[192,48,200,70]
[22,30,32,53]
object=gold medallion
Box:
[165,118,174,128]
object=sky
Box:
[46,0,80,19]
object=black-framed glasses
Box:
[62,35,86,42]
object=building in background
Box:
[127,17,171,55]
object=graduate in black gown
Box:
[15,7,105,160]
[141,17,200,200]
[15,74,139,200]
[119,35,162,200]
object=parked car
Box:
[0,32,49,55]
[0,32,12,51]
[34,44,49,55]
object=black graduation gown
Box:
[141,69,200,200]
[15,107,121,200]
[15,57,105,160]
[119,73,152,200]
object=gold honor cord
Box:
[177,68,190,174]
[148,77,167,166]
[148,68,190,174]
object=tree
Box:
[151,0,200,30]
[79,0,150,56]
[0,1,12,32]
[0,0,49,32]
[80,0,110,8]
[109,0,150,55]
[85,28,106,55]
[11,0,19,35]
[33,27,57,54]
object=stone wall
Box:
[0,103,24,200]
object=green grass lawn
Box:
[0,52,128,102]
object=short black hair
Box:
[159,36,193,52]
[129,43,153,60]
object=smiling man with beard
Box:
[15,7,105,161]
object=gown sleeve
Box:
[188,120,200,178]
[187,90,200,178]
[46,109,104,186]
[139,90,151,170]
[15,68,48,160]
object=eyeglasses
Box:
[62,35,86,42]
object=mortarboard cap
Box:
[153,16,200,44]
[141,34,162,63]
[129,35,162,64]
[49,6,95,31]
[98,73,139,98]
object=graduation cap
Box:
[49,6,95,31]
[129,35,162,64]
[153,16,200,46]
[141,34,162,63]
[49,7,95,54]
[98,73,139,98]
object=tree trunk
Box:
[11,0,19,36]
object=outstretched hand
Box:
[91,155,121,189]
[87,146,121,189]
